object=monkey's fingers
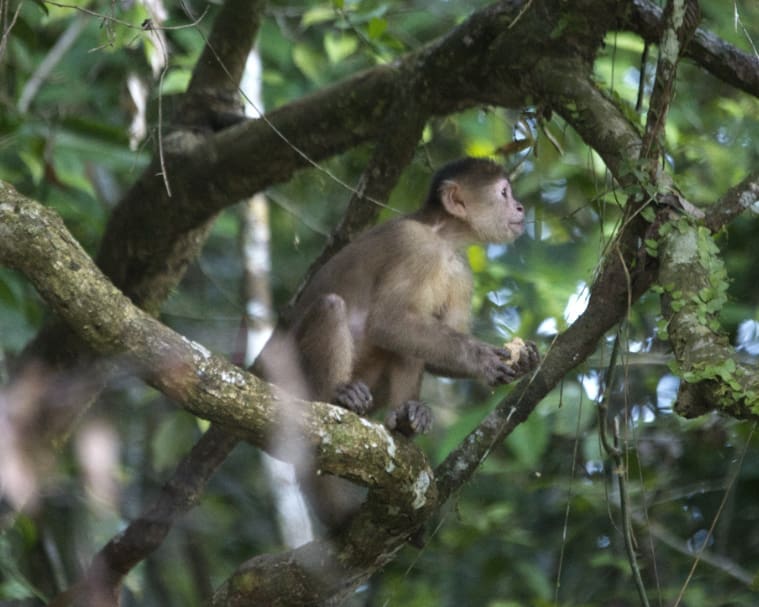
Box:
[333,381,373,415]
[510,341,540,374]
[498,339,540,378]
[522,340,541,369]
[480,350,514,386]
[486,359,519,387]
[385,400,432,437]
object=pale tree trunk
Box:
[239,49,314,549]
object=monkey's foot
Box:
[385,400,432,437]
[334,381,373,415]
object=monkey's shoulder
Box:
[371,216,460,257]
[374,217,472,292]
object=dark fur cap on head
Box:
[424,157,507,208]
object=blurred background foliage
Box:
[1,0,759,605]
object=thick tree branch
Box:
[14,0,269,448]
[183,0,266,121]
[285,93,427,317]
[1,182,437,606]
[656,174,759,420]
[0,184,435,512]
[628,0,759,98]
[527,57,643,180]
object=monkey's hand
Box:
[385,400,432,437]
[333,381,373,415]
[477,339,540,387]
[497,337,540,381]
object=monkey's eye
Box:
[501,187,509,198]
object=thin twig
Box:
[0,0,22,63]
[613,416,651,607]
[598,333,650,607]
[554,380,582,604]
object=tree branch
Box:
[14,0,268,446]
[48,424,239,607]
[0,184,435,511]
[628,0,759,98]
[657,174,759,420]
[704,170,759,232]
[284,92,427,318]
[640,0,700,160]
[1,182,438,606]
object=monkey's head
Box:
[425,157,525,244]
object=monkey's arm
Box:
[365,242,538,386]
[425,337,539,380]
[365,249,522,389]
[368,308,522,385]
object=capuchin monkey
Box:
[256,157,539,529]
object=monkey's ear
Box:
[439,180,468,220]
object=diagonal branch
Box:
[61,108,430,602]
[640,0,701,160]
[285,94,427,317]
[14,0,268,447]
[704,170,759,232]
[0,184,435,517]
[1,180,437,606]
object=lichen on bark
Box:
[657,217,759,418]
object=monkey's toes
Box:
[334,381,373,415]
[385,400,432,437]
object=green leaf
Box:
[467,245,487,273]
[367,17,387,40]
[292,43,324,82]
[0,274,17,306]
[324,32,358,64]
[301,6,335,27]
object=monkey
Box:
[256,157,540,528]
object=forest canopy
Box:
[1,0,758,606]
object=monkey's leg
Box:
[295,293,372,413]
[293,295,374,530]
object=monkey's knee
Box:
[295,293,355,400]
[310,293,347,322]
[295,293,349,340]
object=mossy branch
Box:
[657,217,759,419]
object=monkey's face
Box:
[467,178,525,244]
